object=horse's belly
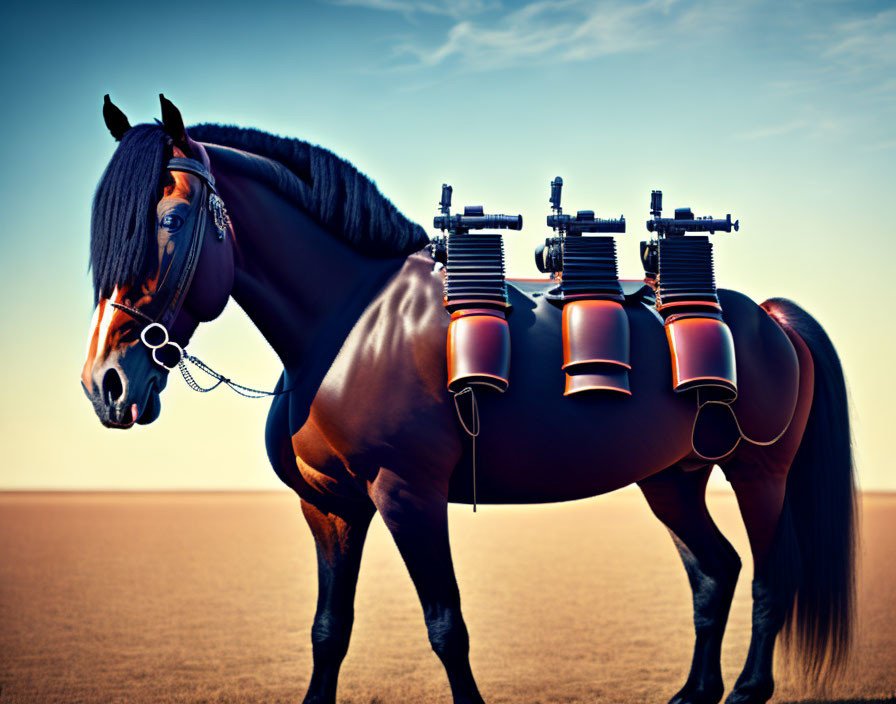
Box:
[446,299,696,504]
[447,399,694,504]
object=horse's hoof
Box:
[723,681,774,704]
[301,695,335,704]
[668,680,724,704]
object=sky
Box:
[0,0,894,490]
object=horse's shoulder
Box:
[311,253,453,454]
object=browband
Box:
[167,157,216,191]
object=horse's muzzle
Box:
[82,375,162,429]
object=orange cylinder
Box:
[447,309,510,393]
[561,299,631,396]
[665,315,737,401]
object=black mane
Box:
[188,123,428,259]
[90,122,429,302]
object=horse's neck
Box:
[206,146,408,379]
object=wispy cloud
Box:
[824,8,896,70]
[330,0,499,19]
[736,120,806,141]
[330,0,751,72]
[339,0,896,90]
[744,5,896,144]
[864,138,896,152]
[810,7,896,103]
[386,0,701,71]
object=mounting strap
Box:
[453,387,480,512]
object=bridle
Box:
[110,156,226,331]
[109,156,290,398]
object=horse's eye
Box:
[160,214,184,231]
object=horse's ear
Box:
[103,95,131,141]
[160,93,210,166]
[159,93,188,145]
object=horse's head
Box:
[82,95,234,428]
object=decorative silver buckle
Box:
[209,193,228,240]
[140,323,184,370]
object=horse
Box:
[81,95,856,704]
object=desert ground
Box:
[1,488,893,704]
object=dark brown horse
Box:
[82,96,855,704]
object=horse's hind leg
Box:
[371,468,486,704]
[721,453,797,704]
[300,498,376,704]
[638,465,742,704]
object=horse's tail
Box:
[762,297,856,682]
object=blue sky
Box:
[0,0,894,489]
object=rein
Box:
[177,354,292,398]
[110,302,293,398]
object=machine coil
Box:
[644,190,739,401]
[431,185,521,393]
[535,177,630,396]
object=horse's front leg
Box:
[371,467,486,704]
[300,498,375,704]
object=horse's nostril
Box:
[101,368,124,405]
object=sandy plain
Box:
[0,488,893,704]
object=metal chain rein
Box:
[176,353,292,398]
